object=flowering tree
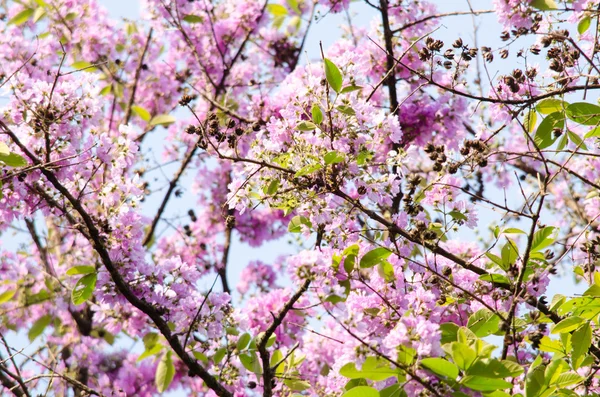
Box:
[2,0,600,395]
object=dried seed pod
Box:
[179,94,193,106]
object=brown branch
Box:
[219,212,233,294]
[391,9,495,34]
[0,368,26,397]
[123,28,154,125]
[0,120,232,397]
[142,143,198,247]
[257,279,310,397]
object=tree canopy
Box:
[1,0,600,396]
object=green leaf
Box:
[449,210,467,221]
[272,14,285,29]
[531,226,557,253]
[264,179,280,196]
[451,342,476,371]
[397,345,416,365]
[237,333,251,351]
[566,102,600,126]
[323,58,343,93]
[556,133,568,151]
[536,99,565,115]
[421,357,459,379]
[138,343,162,361]
[193,351,208,362]
[343,244,359,256]
[28,315,51,341]
[66,266,96,276]
[501,240,518,267]
[182,14,203,23]
[149,114,176,127]
[271,349,284,374]
[485,252,503,267]
[483,392,511,397]
[143,332,159,349]
[99,85,112,96]
[380,384,403,397]
[71,273,97,305]
[535,112,565,149]
[461,376,512,391]
[288,215,312,233]
[294,163,322,177]
[324,151,345,164]
[467,309,501,337]
[289,17,302,33]
[8,8,34,26]
[311,104,323,124]
[538,336,564,356]
[524,111,537,132]
[32,7,45,23]
[0,289,16,304]
[568,130,587,150]
[584,126,600,138]
[495,225,502,239]
[239,352,262,375]
[213,347,227,364]
[440,322,459,344]
[578,16,591,34]
[337,105,355,116]
[0,152,28,167]
[479,274,510,286]
[551,316,585,334]
[552,372,584,387]
[545,359,568,385]
[340,357,399,381]
[286,0,301,13]
[265,333,276,348]
[267,4,288,16]
[132,105,151,122]
[570,322,591,369]
[356,150,372,166]
[341,386,379,397]
[340,85,362,93]
[530,0,558,10]
[503,228,526,235]
[359,247,392,268]
[526,365,546,397]
[70,61,97,72]
[155,351,175,393]
[283,379,311,391]
[549,294,566,311]
[377,261,395,282]
[295,121,317,131]
[468,359,524,378]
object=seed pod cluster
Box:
[529,322,547,350]
[481,46,493,63]
[460,139,488,168]
[424,143,447,172]
[403,174,423,216]
[178,94,196,106]
[419,37,444,61]
[409,219,436,241]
